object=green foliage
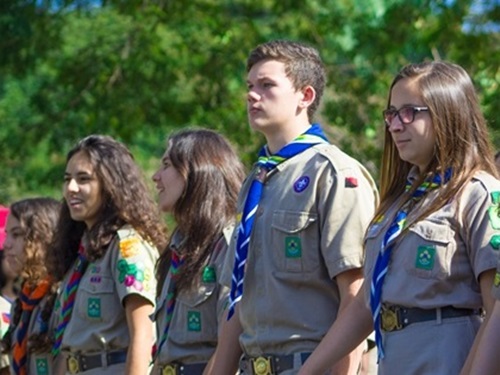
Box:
[0,0,499,204]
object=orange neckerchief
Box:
[12,277,52,375]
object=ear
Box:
[298,86,316,109]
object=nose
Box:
[247,89,260,103]
[66,178,79,193]
[387,117,404,132]
[152,170,160,182]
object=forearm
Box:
[299,290,373,374]
[125,337,152,375]
[204,306,243,375]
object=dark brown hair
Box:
[156,129,245,292]
[49,135,167,281]
[247,40,326,121]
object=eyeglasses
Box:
[383,106,429,127]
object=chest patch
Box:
[88,297,101,318]
[187,311,201,331]
[415,246,435,270]
[202,266,216,283]
[285,236,302,258]
[36,358,49,375]
[293,176,310,193]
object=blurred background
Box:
[0,0,499,203]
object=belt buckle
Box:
[381,306,402,332]
[67,355,80,374]
[250,356,273,375]
[162,364,178,375]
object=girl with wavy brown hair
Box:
[49,135,167,375]
[151,128,245,375]
[1,197,61,375]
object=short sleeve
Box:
[111,227,159,307]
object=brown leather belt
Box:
[241,352,311,375]
[380,304,480,332]
[159,362,206,375]
[66,349,127,374]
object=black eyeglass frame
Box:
[383,106,429,127]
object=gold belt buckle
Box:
[67,355,80,374]
[381,306,402,332]
[162,364,178,375]
[251,356,273,375]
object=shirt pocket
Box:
[75,276,118,323]
[174,283,219,342]
[406,220,453,279]
[271,210,318,272]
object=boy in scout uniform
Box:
[206,40,378,375]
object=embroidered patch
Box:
[88,298,101,318]
[187,311,201,331]
[91,265,101,273]
[491,191,500,204]
[117,259,150,292]
[90,276,102,283]
[285,237,302,258]
[1,312,9,324]
[293,176,310,193]
[36,358,49,375]
[415,246,435,270]
[202,266,216,283]
[495,272,500,287]
[345,177,358,188]
[119,237,141,258]
[490,235,500,250]
[488,205,500,229]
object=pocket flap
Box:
[272,210,317,233]
[409,220,451,245]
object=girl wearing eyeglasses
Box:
[298,61,500,375]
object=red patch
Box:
[2,312,10,324]
[345,177,358,188]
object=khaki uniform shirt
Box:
[364,170,500,374]
[223,143,378,356]
[152,226,233,370]
[54,225,158,374]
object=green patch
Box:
[202,266,216,283]
[490,235,500,250]
[415,246,435,270]
[187,311,201,331]
[285,236,302,258]
[491,191,500,204]
[488,205,500,229]
[495,272,500,287]
[36,358,49,375]
[87,298,101,318]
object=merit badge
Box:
[285,236,302,258]
[415,245,435,270]
[488,204,500,230]
[490,235,500,250]
[36,358,49,375]
[344,177,358,188]
[495,272,500,287]
[293,176,310,193]
[87,298,101,318]
[202,266,216,283]
[491,191,500,204]
[187,311,201,331]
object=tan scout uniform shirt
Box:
[0,295,11,369]
[152,226,233,371]
[9,294,54,375]
[223,143,378,357]
[54,225,158,374]
[364,170,500,375]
